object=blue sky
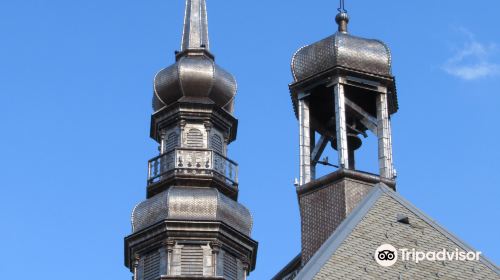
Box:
[0,0,499,279]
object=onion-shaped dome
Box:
[290,12,397,114]
[292,12,392,81]
[131,186,253,235]
[153,52,237,113]
[152,0,236,113]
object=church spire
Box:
[126,2,257,279]
[181,0,210,51]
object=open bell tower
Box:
[289,8,399,265]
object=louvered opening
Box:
[181,245,204,276]
[223,253,238,280]
[210,134,223,154]
[165,132,179,151]
[143,251,160,280]
[186,129,204,148]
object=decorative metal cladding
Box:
[290,11,398,185]
[153,56,237,112]
[152,0,237,112]
[299,177,372,264]
[376,93,395,179]
[131,186,253,235]
[334,83,349,169]
[126,0,258,277]
[291,32,392,81]
[298,97,312,185]
[178,56,215,98]
[147,148,238,186]
[211,65,238,112]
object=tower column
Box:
[298,93,312,185]
[211,242,221,276]
[376,90,394,179]
[333,82,349,169]
[133,256,139,280]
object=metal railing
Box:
[147,148,238,186]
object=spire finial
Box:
[181,0,210,51]
[337,0,347,13]
[335,0,349,33]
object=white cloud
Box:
[443,29,500,80]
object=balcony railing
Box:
[147,148,238,187]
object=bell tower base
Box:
[297,169,395,264]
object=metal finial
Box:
[335,0,349,33]
[181,0,210,51]
[335,0,349,34]
[335,12,349,33]
[337,0,347,13]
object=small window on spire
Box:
[165,132,179,152]
[223,252,238,280]
[181,245,203,276]
[211,134,223,154]
[143,251,160,280]
[186,129,204,148]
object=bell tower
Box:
[290,8,399,265]
[124,1,257,279]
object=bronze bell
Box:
[331,133,362,169]
[331,133,362,151]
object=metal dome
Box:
[153,52,237,113]
[152,0,236,113]
[291,12,392,82]
[131,186,253,235]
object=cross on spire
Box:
[338,0,347,13]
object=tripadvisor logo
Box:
[375,244,398,267]
[374,244,481,267]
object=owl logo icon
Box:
[375,244,398,267]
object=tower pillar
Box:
[298,93,312,185]
[333,81,349,169]
[376,89,395,179]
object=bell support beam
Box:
[344,96,378,134]
[298,92,312,185]
[311,135,329,165]
[376,88,395,179]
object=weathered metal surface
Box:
[181,0,210,51]
[131,186,253,235]
[152,0,237,113]
[153,56,237,113]
[291,32,392,82]
[376,92,394,179]
[126,0,257,279]
[333,83,349,169]
[298,170,375,264]
[298,95,312,185]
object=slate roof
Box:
[294,184,499,280]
